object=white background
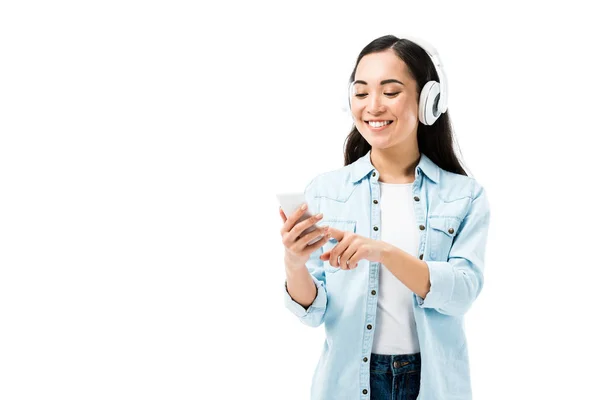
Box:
[1,1,598,399]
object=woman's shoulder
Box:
[303,165,356,205]
[436,168,486,199]
[305,164,354,190]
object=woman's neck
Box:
[370,147,420,184]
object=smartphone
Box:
[276,192,323,245]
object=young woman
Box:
[280,34,491,400]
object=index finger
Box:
[326,226,345,242]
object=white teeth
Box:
[368,121,391,128]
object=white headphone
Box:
[345,35,448,126]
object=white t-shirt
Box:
[371,181,421,355]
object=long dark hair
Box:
[343,35,468,176]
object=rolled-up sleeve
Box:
[283,270,327,326]
[416,183,491,316]
[282,177,328,327]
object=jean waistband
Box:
[370,352,421,373]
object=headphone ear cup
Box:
[418,81,441,125]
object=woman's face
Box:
[351,50,420,150]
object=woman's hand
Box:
[279,204,331,270]
[320,227,389,270]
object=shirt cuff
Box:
[415,260,455,309]
[283,274,327,318]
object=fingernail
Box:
[301,204,307,210]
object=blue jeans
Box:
[369,352,421,400]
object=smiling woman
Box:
[281,34,491,400]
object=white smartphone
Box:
[276,192,324,245]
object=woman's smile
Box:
[365,119,394,132]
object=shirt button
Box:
[363,357,368,362]
[414,196,420,201]
[419,225,425,230]
[372,172,376,177]
[448,228,454,234]
[367,324,372,330]
[363,389,368,394]
[373,199,378,204]
[373,226,379,231]
[419,254,423,260]
[371,290,376,295]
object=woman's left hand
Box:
[319,227,389,270]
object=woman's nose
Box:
[368,94,385,113]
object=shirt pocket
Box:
[319,219,356,274]
[427,216,460,261]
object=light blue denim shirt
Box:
[283,150,491,400]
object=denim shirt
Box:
[283,150,491,400]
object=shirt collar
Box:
[349,149,440,184]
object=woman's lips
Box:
[365,120,393,132]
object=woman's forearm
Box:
[381,244,431,299]
[285,261,318,309]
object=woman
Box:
[280,34,491,400]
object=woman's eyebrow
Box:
[354,79,404,86]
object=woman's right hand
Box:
[279,204,331,270]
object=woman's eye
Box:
[354,92,400,99]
